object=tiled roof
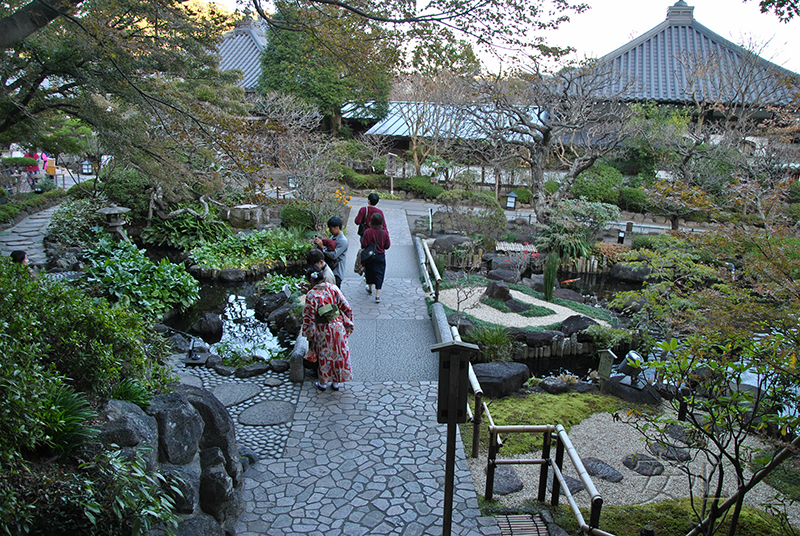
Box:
[597,1,799,105]
[357,101,541,141]
[218,20,267,91]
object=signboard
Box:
[385,153,397,176]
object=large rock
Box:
[492,465,524,495]
[255,289,290,317]
[225,204,263,229]
[602,375,662,406]
[447,313,476,338]
[487,268,519,283]
[560,315,599,338]
[199,448,242,527]
[491,256,526,273]
[610,263,651,282]
[622,453,664,476]
[98,399,159,471]
[146,392,204,465]
[582,457,623,482]
[191,313,223,343]
[648,442,690,462]
[432,235,474,253]
[540,377,569,394]
[163,466,199,514]
[521,274,559,293]
[267,302,293,332]
[472,362,530,398]
[526,330,564,348]
[552,288,586,303]
[234,361,271,378]
[219,269,246,283]
[174,385,243,488]
[173,514,225,536]
[507,327,529,343]
[483,280,512,302]
[505,299,531,313]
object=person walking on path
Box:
[354,192,387,236]
[360,212,390,303]
[301,266,354,391]
[313,216,348,288]
[24,149,39,189]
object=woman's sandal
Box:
[331,383,340,391]
[314,381,328,391]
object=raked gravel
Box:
[466,410,799,527]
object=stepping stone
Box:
[212,383,261,407]
[238,401,295,426]
[263,377,284,387]
[547,471,583,496]
[270,359,290,373]
[214,365,236,376]
[665,423,690,444]
[582,457,623,482]
[648,442,690,462]
[491,465,524,495]
[234,362,271,378]
[177,373,203,388]
[622,453,664,476]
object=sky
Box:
[539,0,800,73]
[213,0,800,74]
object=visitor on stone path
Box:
[313,216,348,288]
[354,192,387,236]
[302,248,336,292]
[360,212,391,304]
[9,250,34,276]
[24,150,39,188]
[301,266,353,392]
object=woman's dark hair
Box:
[307,248,324,265]
[10,250,26,264]
[305,266,324,283]
[370,212,383,228]
[367,192,379,205]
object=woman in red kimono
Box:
[301,266,353,391]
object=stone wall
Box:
[98,385,245,535]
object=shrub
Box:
[396,175,445,199]
[38,383,97,455]
[787,181,800,204]
[36,176,58,193]
[544,180,560,195]
[257,273,304,295]
[337,165,386,190]
[82,234,200,320]
[436,189,507,237]
[570,164,623,204]
[536,199,620,260]
[784,202,800,225]
[140,210,231,250]
[99,169,152,222]
[111,378,152,409]
[45,196,108,247]
[512,188,533,204]
[462,325,511,363]
[618,186,648,212]
[591,242,629,265]
[280,203,315,231]
[582,324,633,350]
[0,189,67,225]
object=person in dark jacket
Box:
[360,212,390,303]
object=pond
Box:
[163,282,285,361]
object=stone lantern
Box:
[96,204,131,241]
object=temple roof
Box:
[597,1,799,105]
[218,19,267,91]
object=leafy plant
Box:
[462,325,512,363]
[0,189,66,225]
[37,383,97,455]
[511,187,532,204]
[280,203,315,231]
[618,186,649,212]
[258,273,304,295]
[436,188,506,237]
[396,175,445,199]
[570,164,623,204]
[82,234,200,320]
[140,210,231,250]
[536,199,619,260]
[190,226,311,270]
[97,168,153,223]
[544,180,560,195]
[111,378,152,409]
[582,324,633,350]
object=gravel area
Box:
[438,287,609,328]
[466,409,799,527]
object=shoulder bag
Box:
[360,229,382,263]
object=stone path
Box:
[0,205,57,268]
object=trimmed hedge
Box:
[396,175,444,199]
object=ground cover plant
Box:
[140,209,231,250]
[189,227,310,270]
[0,188,66,224]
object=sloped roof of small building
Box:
[597,1,799,105]
[218,19,267,91]
[353,101,542,141]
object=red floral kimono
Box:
[302,282,354,384]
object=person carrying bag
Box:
[360,212,390,303]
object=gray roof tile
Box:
[218,22,267,90]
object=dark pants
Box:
[364,253,386,289]
[334,275,342,287]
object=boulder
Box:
[560,315,599,338]
[505,299,531,313]
[214,365,236,377]
[205,354,223,368]
[648,442,690,462]
[447,313,476,338]
[163,465,199,514]
[491,256,526,273]
[234,361,271,378]
[146,392,204,465]
[582,457,623,482]
[472,362,530,398]
[98,399,159,471]
[601,375,662,406]
[609,296,646,315]
[169,334,192,352]
[622,453,664,476]
[483,280,512,302]
[173,514,225,536]
[487,268,519,284]
[569,382,599,394]
[282,313,302,338]
[540,377,569,395]
[506,327,529,343]
[267,302,293,331]
[199,450,242,527]
[173,385,243,488]
[270,359,290,373]
[526,330,564,348]
[521,274,559,293]
[552,288,586,303]
[547,471,583,496]
[255,289,290,317]
[610,263,651,282]
[492,465,524,495]
[219,269,246,283]
[191,313,223,343]
[432,235,474,253]
[225,204,263,229]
